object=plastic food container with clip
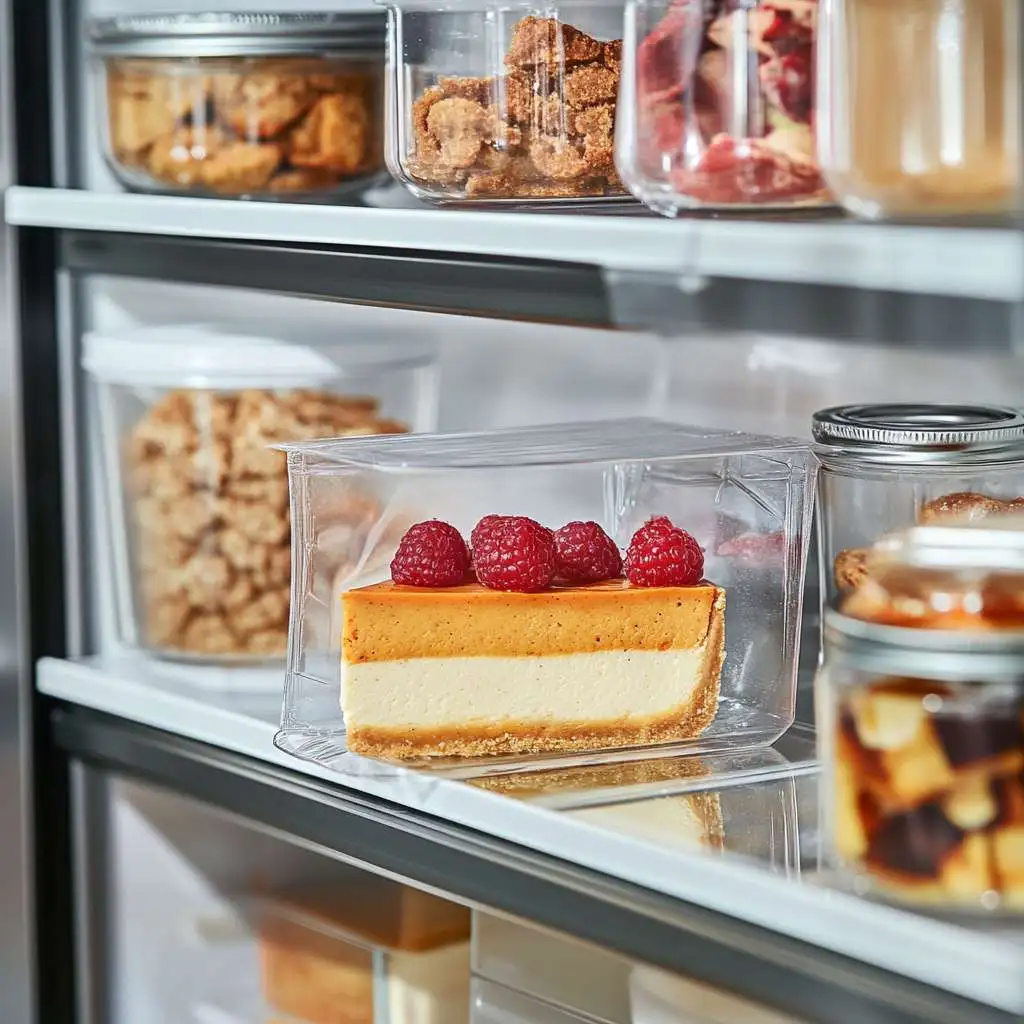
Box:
[89,11,388,199]
[85,323,438,676]
[812,403,1024,609]
[616,0,831,213]
[380,0,631,206]
[819,518,1024,912]
[816,0,1021,219]
[277,417,816,775]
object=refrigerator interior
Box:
[106,775,477,1024]
[43,0,1024,1018]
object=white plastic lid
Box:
[83,323,436,389]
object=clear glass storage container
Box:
[278,418,816,773]
[380,0,630,205]
[85,323,437,669]
[616,0,830,213]
[812,403,1024,608]
[89,12,387,199]
[819,521,1024,912]
[816,0,1021,219]
[629,966,809,1024]
[256,884,472,1024]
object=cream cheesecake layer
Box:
[343,638,723,759]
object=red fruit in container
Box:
[472,515,556,593]
[391,520,471,587]
[625,516,704,587]
[553,521,623,584]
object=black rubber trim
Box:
[54,706,1018,1024]
[59,230,612,326]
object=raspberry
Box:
[472,515,556,592]
[390,520,471,587]
[625,516,704,587]
[470,514,509,552]
[553,521,622,584]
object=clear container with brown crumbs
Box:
[819,519,1024,912]
[89,11,387,199]
[84,323,438,676]
[380,0,631,205]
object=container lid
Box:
[83,323,435,389]
[871,517,1024,574]
[811,404,1024,466]
[88,11,387,59]
[276,417,811,470]
[824,607,1024,682]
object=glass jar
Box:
[85,323,438,669]
[617,0,831,213]
[816,0,1021,219]
[380,0,631,205]
[89,12,387,199]
[841,518,1024,629]
[819,523,1024,911]
[812,403,1024,607]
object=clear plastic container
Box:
[471,979,595,1024]
[85,323,438,667]
[256,886,472,1024]
[89,12,387,199]
[380,0,630,205]
[816,0,1021,219]
[473,913,633,1024]
[629,966,809,1024]
[812,403,1024,608]
[616,0,829,213]
[278,418,816,772]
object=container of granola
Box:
[812,403,1024,610]
[89,12,387,199]
[616,0,831,213]
[379,1,632,205]
[819,519,1024,911]
[84,323,438,670]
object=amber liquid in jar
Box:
[818,0,1020,217]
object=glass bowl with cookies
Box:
[84,322,438,677]
[379,0,632,205]
[89,11,387,200]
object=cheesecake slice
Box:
[341,578,725,759]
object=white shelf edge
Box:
[6,186,1021,301]
[38,654,1024,1014]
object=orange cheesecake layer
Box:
[342,578,724,663]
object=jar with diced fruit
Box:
[85,324,437,669]
[820,519,1024,911]
[89,12,387,199]
[617,0,830,213]
[380,0,631,205]
[812,404,1024,610]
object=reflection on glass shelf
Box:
[465,726,816,809]
[567,772,820,880]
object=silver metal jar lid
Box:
[823,608,1024,683]
[88,11,387,59]
[811,403,1024,467]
